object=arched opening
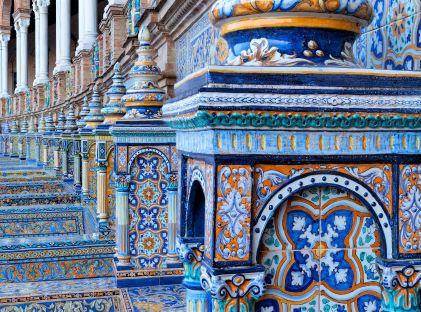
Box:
[187,180,205,239]
[255,186,382,311]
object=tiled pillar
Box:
[97,159,110,238]
[61,147,68,177]
[167,175,179,264]
[18,137,25,160]
[42,140,48,166]
[53,143,61,175]
[25,138,30,160]
[35,137,41,165]
[73,140,82,191]
[115,174,131,268]
[81,156,89,197]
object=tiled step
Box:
[0,277,117,297]
[0,205,86,238]
[0,238,116,284]
[0,181,73,194]
[0,192,81,206]
[0,289,126,311]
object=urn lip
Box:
[210,0,373,28]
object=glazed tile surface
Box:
[257,187,381,311]
[124,285,186,312]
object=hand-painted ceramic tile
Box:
[215,165,252,262]
[254,164,392,219]
[399,165,421,253]
[88,142,97,201]
[129,151,169,269]
[257,187,381,310]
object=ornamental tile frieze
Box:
[255,163,392,218]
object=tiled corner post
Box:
[110,27,182,287]
[163,0,421,311]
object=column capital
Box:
[200,264,266,302]
[377,259,421,311]
[0,33,10,43]
[114,173,131,192]
[17,18,30,31]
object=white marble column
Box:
[0,33,10,98]
[14,22,21,93]
[77,0,97,52]
[19,18,30,92]
[54,0,71,73]
[33,3,40,85]
[38,0,50,83]
[14,16,30,93]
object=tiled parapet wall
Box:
[0,206,85,238]
[0,290,125,312]
[0,181,69,194]
[356,0,421,70]
[0,239,115,283]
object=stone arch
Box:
[253,171,392,263]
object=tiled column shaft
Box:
[35,141,41,164]
[42,144,48,165]
[82,157,89,196]
[61,150,68,176]
[97,167,107,219]
[26,140,30,160]
[167,184,178,256]
[54,148,60,171]
[18,140,24,159]
[116,189,130,265]
[74,154,81,187]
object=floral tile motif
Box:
[399,165,421,253]
[254,164,392,220]
[257,187,381,311]
[215,165,252,262]
[125,284,186,312]
[129,151,169,269]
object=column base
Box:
[99,220,112,239]
[74,184,82,194]
[53,64,72,75]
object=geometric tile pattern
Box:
[129,151,169,269]
[256,187,381,311]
